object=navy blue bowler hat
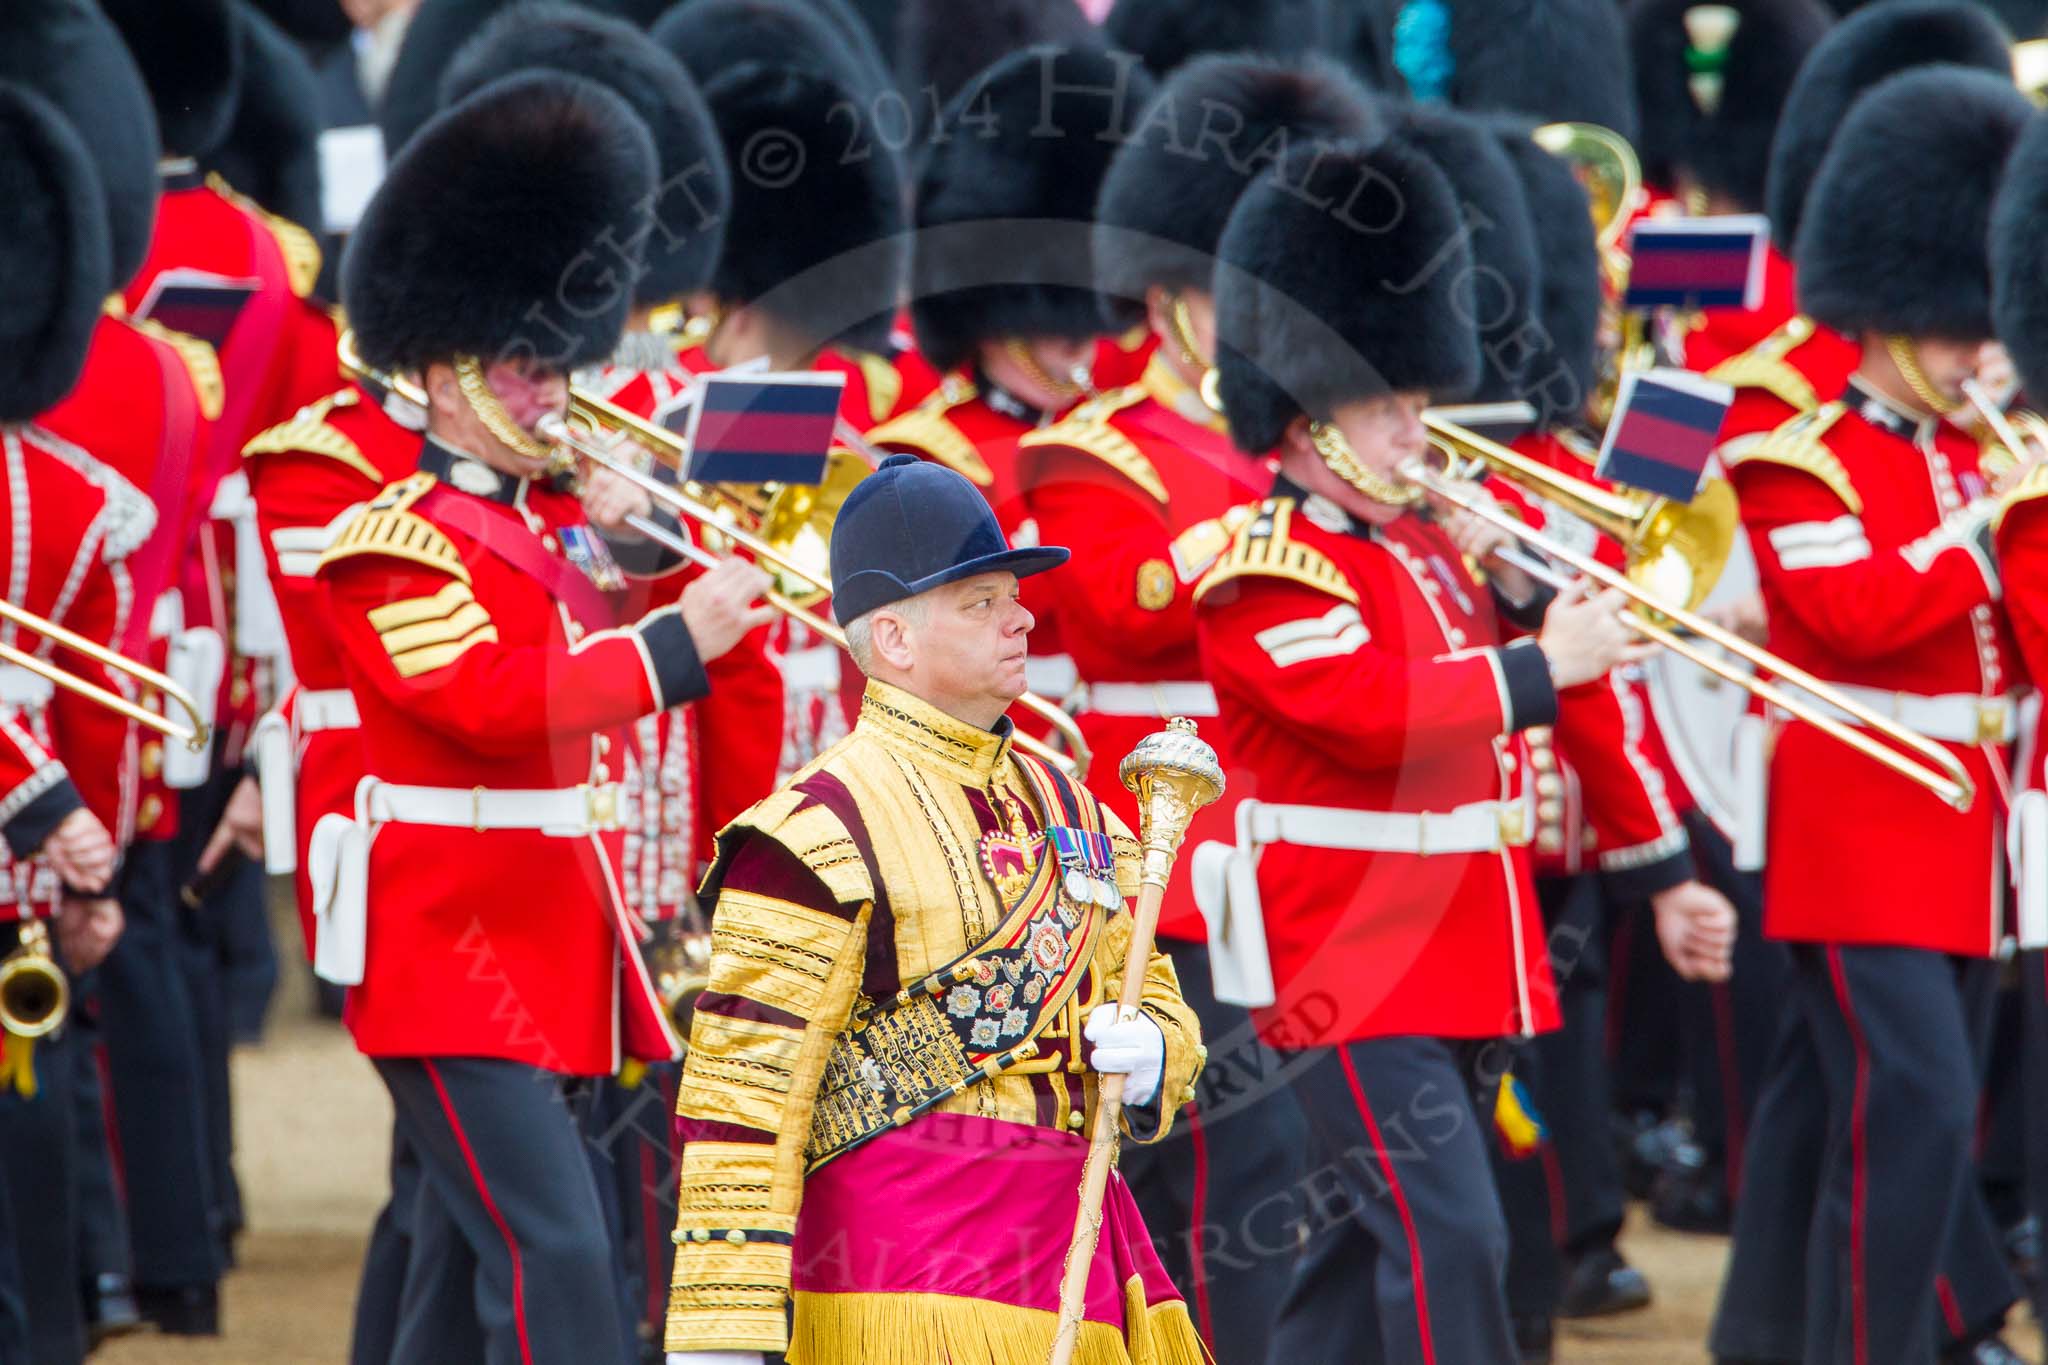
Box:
[831,454,1070,622]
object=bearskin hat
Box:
[342,71,657,373]
[1387,102,1541,405]
[1993,102,2048,394]
[652,0,884,100]
[1798,66,2031,341]
[1430,0,1638,140]
[206,4,325,237]
[908,45,1154,373]
[1327,0,1401,88]
[1104,0,1330,78]
[0,83,112,422]
[1630,0,1833,209]
[246,0,354,45]
[1094,54,1379,313]
[654,0,907,352]
[380,0,515,155]
[1214,138,1480,454]
[896,0,1099,119]
[1766,1,2012,251]
[442,3,729,307]
[0,2,158,289]
[1488,119,1602,424]
[98,0,242,160]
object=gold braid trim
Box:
[785,1282,1205,1365]
[120,314,226,420]
[243,389,380,482]
[866,404,995,487]
[317,474,470,583]
[207,172,321,297]
[1706,315,1821,412]
[1723,402,1861,515]
[1192,498,1360,606]
[1018,399,1168,504]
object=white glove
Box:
[666,1353,765,1365]
[1085,1004,1165,1106]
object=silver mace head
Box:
[1120,717,1225,891]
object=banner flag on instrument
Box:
[678,371,845,485]
[1622,214,1769,311]
[131,269,262,350]
[1595,367,1734,501]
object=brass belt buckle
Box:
[1497,804,1529,849]
[1978,699,2010,747]
[583,782,620,832]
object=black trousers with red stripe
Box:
[1712,946,2012,1364]
[1121,940,1308,1365]
[373,1057,632,1365]
[1264,1036,1515,1365]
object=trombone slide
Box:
[1409,464,1976,811]
[0,616,207,752]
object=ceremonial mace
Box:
[1047,718,1223,1365]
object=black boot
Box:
[1557,1246,1652,1318]
[82,1273,143,1347]
[135,1282,220,1336]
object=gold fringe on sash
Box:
[787,1279,1208,1365]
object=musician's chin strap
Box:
[1310,420,1422,509]
[454,354,554,464]
[1884,335,1964,417]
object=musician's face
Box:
[1907,336,1996,410]
[977,336,1095,412]
[485,357,569,432]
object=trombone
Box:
[337,335,1093,780]
[1423,413,1740,613]
[1401,431,1977,812]
[0,601,208,751]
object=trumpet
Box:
[336,334,1093,780]
[1963,379,2048,483]
[1398,454,1976,810]
[1423,413,1740,613]
[0,601,208,751]
[0,920,67,1039]
[648,925,712,1039]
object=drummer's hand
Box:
[582,464,654,536]
[1651,879,1736,983]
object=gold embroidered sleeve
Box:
[666,817,872,1356]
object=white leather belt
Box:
[1078,680,1219,718]
[1787,684,2017,746]
[1025,653,1078,701]
[0,665,53,708]
[363,780,625,836]
[781,644,840,694]
[296,688,360,734]
[1242,798,1531,856]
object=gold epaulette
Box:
[1724,401,1862,514]
[242,389,381,481]
[316,473,469,582]
[120,313,226,421]
[723,785,875,907]
[1996,461,2048,534]
[207,173,321,297]
[1017,386,1165,503]
[1706,315,1821,413]
[865,391,993,487]
[1192,498,1360,606]
[841,347,902,425]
